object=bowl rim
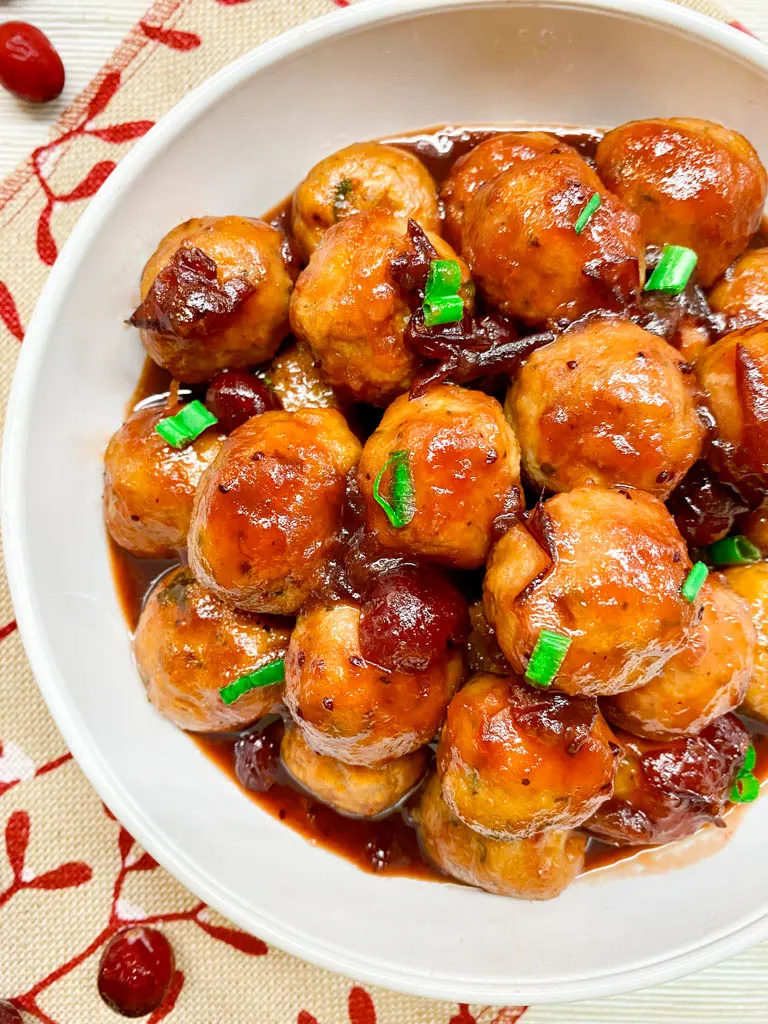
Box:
[4,0,768,1004]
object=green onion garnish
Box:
[744,744,757,773]
[574,193,602,234]
[525,629,572,689]
[731,774,760,803]
[422,258,464,327]
[423,293,464,327]
[706,535,761,566]
[156,400,218,448]
[644,245,698,294]
[681,561,708,603]
[373,449,415,529]
[219,658,285,706]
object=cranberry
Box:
[97,927,174,1018]
[359,563,469,673]
[667,461,747,548]
[234,718,284,792]
[0,22,65,103]
[205,370,281,433]
[0,1002,22,1024]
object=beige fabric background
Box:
[1,0,768,1021]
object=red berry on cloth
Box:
[0,22,65,103]
[97,926,174,1018]
[0,1001,22,1024]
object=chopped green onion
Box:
[423,293,464,327]
[574,193,602,234]
[333,177,353,220]
[373,449,415,529]
[525,629,572,689]
[425,259,462,297]
[706,535,761,566]
[156,400,217,448]
[644,245,698,294]
[731,773,760,804]
[219,658,285,706]
[744,744,757,773]
[681,561,708,603]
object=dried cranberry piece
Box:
[97,927,174,1018]
[234,719,284,793]
[667,461,747,547]
[359,563,469,673]
[390,219,439,304]
[0,22,64,103]
[205,369,281,432]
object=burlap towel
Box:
[0,1,765,1021]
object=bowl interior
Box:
[6,0,768,1004]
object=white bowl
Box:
[5,0,768,1005]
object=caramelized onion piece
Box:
[390,218,439,303]
[511,687,600,756]
[667,461,748,547]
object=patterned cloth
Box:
[0,0,766,1021]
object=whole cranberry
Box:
[234,718,284,793]
[0,1001,22,1024]
[205,370,281,433]
[97,927,174,1018]
[0,22,65,103]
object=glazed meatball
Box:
[414,773,586,900]
[506,318,704,497]
[697,326,768,497]
[462,150,645,325]
[281,726,428,817]
[130,216,295,382]
[440,131,571,250]
[596,118,767,287]
[604,579,754,739]
[104,402,224,558]
[187,408,361,614]
[722,561,768,722]
[291,142,439,257]
[483,486,700,696]
[134,567,290,732]
[740,499,768,554]
[710,249,768,332]
[586,715,750,845]
[266,340,338,412]
[357,385,521,569]
[290,210,472,405]
[284,600,464,766]
[437,675,618,839]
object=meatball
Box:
[281,726,428,817]
[462,150,645,325]
[104,402,224,558]
[740,499,768,554]
[710,248,768,332]
[284,600,464,765]
[266,340,338,412]
[440,131,571,250]
[187,408,361,614]
[437,675,618,839]
[357,385,521,569]
[130,216,294,382]
[290,210,472,405]
[291,142,439,257]
[697,326,768,498]
[586,715,750,845]
[414,773,586,900]
[506,318,704,497]
[596,118,767,287]
[604,579,754,739]
[722,561,768,722]
[133,566,290,732]
[483,486,700,696]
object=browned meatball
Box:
[437,674,618,839]
[414,773,587,900]
[266,340,338,412]
[133,566,290,732]
[291,142,439,257]
[187,408,361,614]
[698,327,768,498]
[604,579,754,739]
[710,248,768,332]
[357,385,521,569]
[596,118,767,287]
[284,601,464,765]
[462,150,645,325]
[281,726,428,817]
[290,210,472,405]
[586,715,750,845]
[131,216,295,382]
[722,561,768,722]
[507,318,704,497]
[440,131,572,250]
[740,499,768,554]
[483,486,700,696]
[104,402,224,558]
